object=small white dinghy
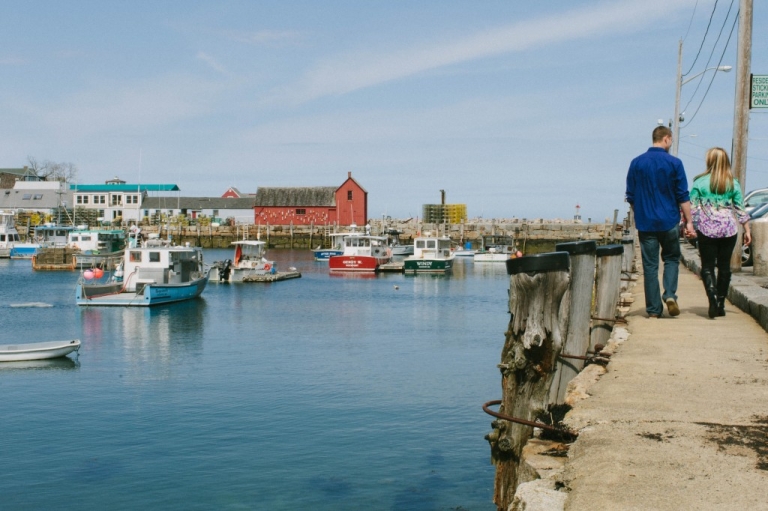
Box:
[0,340,81,362]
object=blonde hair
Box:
[695,147,734,194]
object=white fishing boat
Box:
[386,229,414,256]
[312,228,362,261]
[0,339,81,362]
[209,240,277,282]
[0,211,21,258]
[69,228,127,268]
[10,224,73,259]
[473,236,517,263]
[75,236,209,306]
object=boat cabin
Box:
[124,242,204,292]
[33,225,73,247]
[68,229,126,254]
[413,236,452,258]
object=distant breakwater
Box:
[127,219,627,251]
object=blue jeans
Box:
[638,227,681,315]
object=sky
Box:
[2,0,767,222]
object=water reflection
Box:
[0,357,78,371]
[78,300,207,374]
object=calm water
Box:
[0,250,511,510]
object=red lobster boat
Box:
[329,235,392,273]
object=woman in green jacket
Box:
[690,147,751,318]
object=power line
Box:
[682,0,736,114]
[682,0,700,41]
[683,0,719,76]
[681,9,738,128]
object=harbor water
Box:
[0,250,510,510]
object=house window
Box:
[22,194,31,200]
[98,210,105,218]
[111,195,122,206]
[98,195,106,204]
[77,196,83,204]
[347,190,353,200]
[33,194,43,200]
[296,209,306,215]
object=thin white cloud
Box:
[0,57,25,65]
[266,0,697,106]
[223,29,302,46]
[197,51,227,73]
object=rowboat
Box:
[0,339,81,362]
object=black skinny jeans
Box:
[696,231,737,280]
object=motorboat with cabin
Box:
[75,235,208,306]
[209,240,277,282]
[70,227,127,269]
[386,229,414,257]
[312,225,363,261]
[328,235,392,273]
[473,235,517,262]
[0,211,21,258]
[10,224,73,259]
[403,233,455,273]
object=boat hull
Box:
[473,253,512,262]
[9,245,40,259]
[403,257,454,273]
[0,340,80,362]
[328,255,384,272]
[312,249,344,261]
[76,275,209,306]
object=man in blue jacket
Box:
[626,126,694,318]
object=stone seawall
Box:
[99,220,626,249]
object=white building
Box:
[70,177,180,224]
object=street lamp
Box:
[672,39,732,156]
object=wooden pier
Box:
[241,271,301,282]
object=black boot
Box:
[701,268,718,319]
[716,270,731,317]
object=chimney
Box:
[440,189,445,205]
[348,171,352,178]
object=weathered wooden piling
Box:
[590,244,623,351]
[550,241,597,405]
[620,236,635,291]
[486,252,571,510]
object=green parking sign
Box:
[753,75,768,109]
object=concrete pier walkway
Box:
[561,247,768,510]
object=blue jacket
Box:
[626,147,690,232]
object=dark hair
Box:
[652,126,672,143]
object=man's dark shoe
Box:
[665,298,680,317]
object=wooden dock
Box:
[241,271,301,282]
[379,261,404,272]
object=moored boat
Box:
[473,235,517,262]
[0,211,21,258]
[329,235,392,273]
[75,237,208,306]
[209,240,277,282]
[403,234,455,273]
[385,229,414,256]
[0,339,80,362]
[10,224,73,259]
[312,231,359,261]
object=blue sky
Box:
[2,1,766,221]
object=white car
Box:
[744,188,768,213]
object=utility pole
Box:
[731,0,753,271]
[672,39,683,156]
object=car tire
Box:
[742,243,753,267]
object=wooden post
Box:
[620,236,635,292]
[486,252,571,509]
[290,221,294,249]
[590,244,624,351]
[310,221,314,249]
[550,241,596,405]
